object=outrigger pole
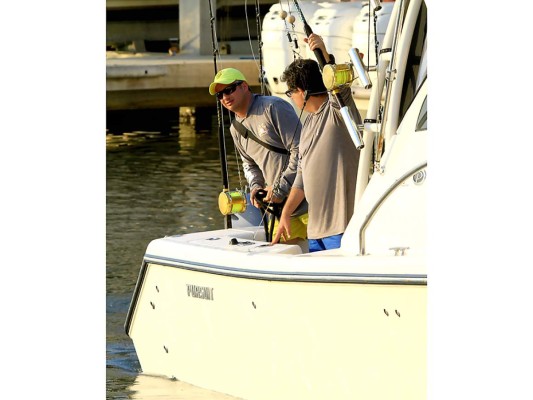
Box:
[291,0,364,150]
[208,0,232,228]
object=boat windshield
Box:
[398,1,427,123]
[415,95,427,132]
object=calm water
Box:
[106,109,244,399]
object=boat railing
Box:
[359,161,427,255]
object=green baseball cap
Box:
[209,68,247,95]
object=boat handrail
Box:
[359,161,427,255]
[375,0,405,169]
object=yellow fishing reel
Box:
[218,189,247,215]
[322,48,372,91]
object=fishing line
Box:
[225,110,246,193]
[279,1,293,49]
[244,1,262,84]
[281,0,301,60]
[243,1,254,57]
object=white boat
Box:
[125,0,428,399]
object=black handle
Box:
[293,0,327,70]
[254,190,285,219]
[303,24,326,69]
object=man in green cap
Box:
[209,68,308,248]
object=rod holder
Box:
[349,48,372,89]
[340,106,364,150]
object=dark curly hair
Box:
[281,58,327,95]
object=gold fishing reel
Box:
[322,48,372,91]
[323,63,356,90]
[218,189,247,215]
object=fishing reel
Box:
[218,188,285,218]
[322,48,372,91]
[218,189,247,215]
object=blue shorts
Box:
[308,233,343,252]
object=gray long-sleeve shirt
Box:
[293,86,361,239]
[231,94,307,216]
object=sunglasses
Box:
[216,81,243,99]
[285,88,297,98]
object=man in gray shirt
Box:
[272,34,362,252]
[209,68,308,244]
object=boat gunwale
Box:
[124,254,426,336]
[143,253,427,284]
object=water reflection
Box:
[106,113,243,399]
[106,124,236,295]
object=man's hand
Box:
[250,187,263,208]
[263,185,283,204]
[304,33,327,58]
[271,212,291,245]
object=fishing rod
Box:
[291,0,365,150]
[208,0,232,229]
[291,0,327,68]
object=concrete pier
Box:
[106,0,277,110]
[106,53,262,110]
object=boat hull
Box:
[128,253,426,400]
